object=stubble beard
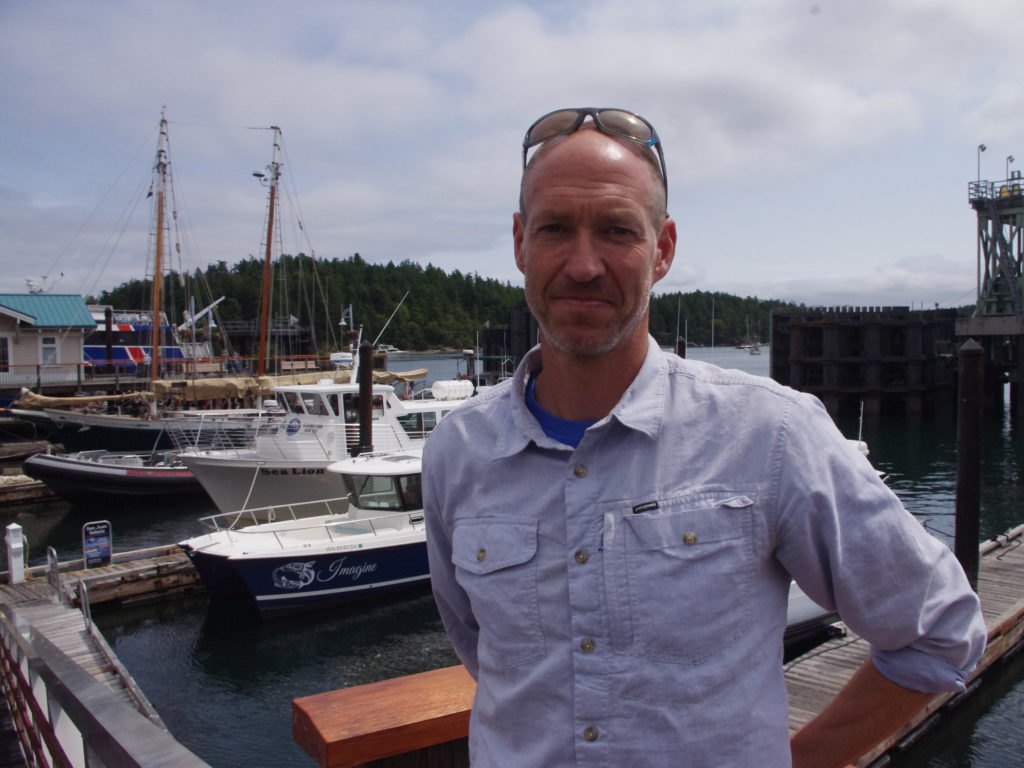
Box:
[527,280,652,359]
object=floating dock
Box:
[0,547,208,767]
[293,524,1024,768]
[0,547,225,766]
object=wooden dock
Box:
[293,524,1024,768]
[0,549,209,767]
[0,571,163,720]
[11,545,199,608]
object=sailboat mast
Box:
[256,126,282,378]
[149,110,170,384]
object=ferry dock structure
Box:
[770,172,1024,420]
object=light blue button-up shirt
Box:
[423,338,986,767]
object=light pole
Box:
[977,143,987,182]
[1008,155,1016,179]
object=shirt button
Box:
[580,637,596,654]
[582,725,599,742]
[683,532,698,546]
[574,549,589,564]
[573,463,588,478]
[476,548,487,562]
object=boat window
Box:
[342,472,421,512]
[342,473,404,511]
[395,412,437,440]
[281,391,305,413]
[341,394,385,422]
[395,413,423,438]
[398,474,422,510]
[302,396,331,416]
[326,394,340,417]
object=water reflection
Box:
[92,587,458,768]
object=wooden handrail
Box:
[293,665,474,768]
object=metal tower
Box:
[959,168,1024,410]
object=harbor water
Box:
[3,349,1023,767]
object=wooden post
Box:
[352,342,374,457]
[954,339,984,590]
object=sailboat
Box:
[11,112,273,452]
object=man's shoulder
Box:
[431,378,516,437]
[666,354,800,402]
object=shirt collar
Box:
[491,336,668,460]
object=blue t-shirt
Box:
[525,374,597,448]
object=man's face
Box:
[513,129,675,358]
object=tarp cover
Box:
[12,389,157,409]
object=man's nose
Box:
[562,233,605,282]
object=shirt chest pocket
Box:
[452,521,545,670]
[603,493,756,664]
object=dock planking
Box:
[0,547,201,716]
[784,524,1024,765]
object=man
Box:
[423,107,986,767]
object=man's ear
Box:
[513,211,526,274]
[652,216,677,284]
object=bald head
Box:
[519,128,667,225]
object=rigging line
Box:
[82,173,152,298]
[51,124,159,287]
[165,120,277,132]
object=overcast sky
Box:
[2,0,1022,310]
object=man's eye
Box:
[538,223,563,233]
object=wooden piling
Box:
[955,339,984,589]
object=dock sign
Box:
[82,520,112,569]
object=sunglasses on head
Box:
[522,107,668,195]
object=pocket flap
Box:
[625,496,753,551]
[452,521,539,575]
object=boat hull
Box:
[23,451,206,503]
[180,454,347,513]
[182,539,429,612]
[13,409,172,452]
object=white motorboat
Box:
[173,378,474,513]
[178,449,426,613]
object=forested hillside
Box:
[91,253,798,352]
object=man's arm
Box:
[790,659,932,768]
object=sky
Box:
[2,0,1023,310]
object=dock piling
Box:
[955,339,984,589]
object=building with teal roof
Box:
[0,293,96,392]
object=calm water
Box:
[3,348,1023,767]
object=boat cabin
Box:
[336,451,424,513]
[270,380,468,449]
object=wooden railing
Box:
[292,665,474,768]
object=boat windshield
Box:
[342,472,422,512]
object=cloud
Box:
[1,0,1022,311]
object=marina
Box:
[2,350,1024,767]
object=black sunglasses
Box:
[522,107,667,196]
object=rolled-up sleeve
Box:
[423,429,481,679]
[772,394,986,693]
